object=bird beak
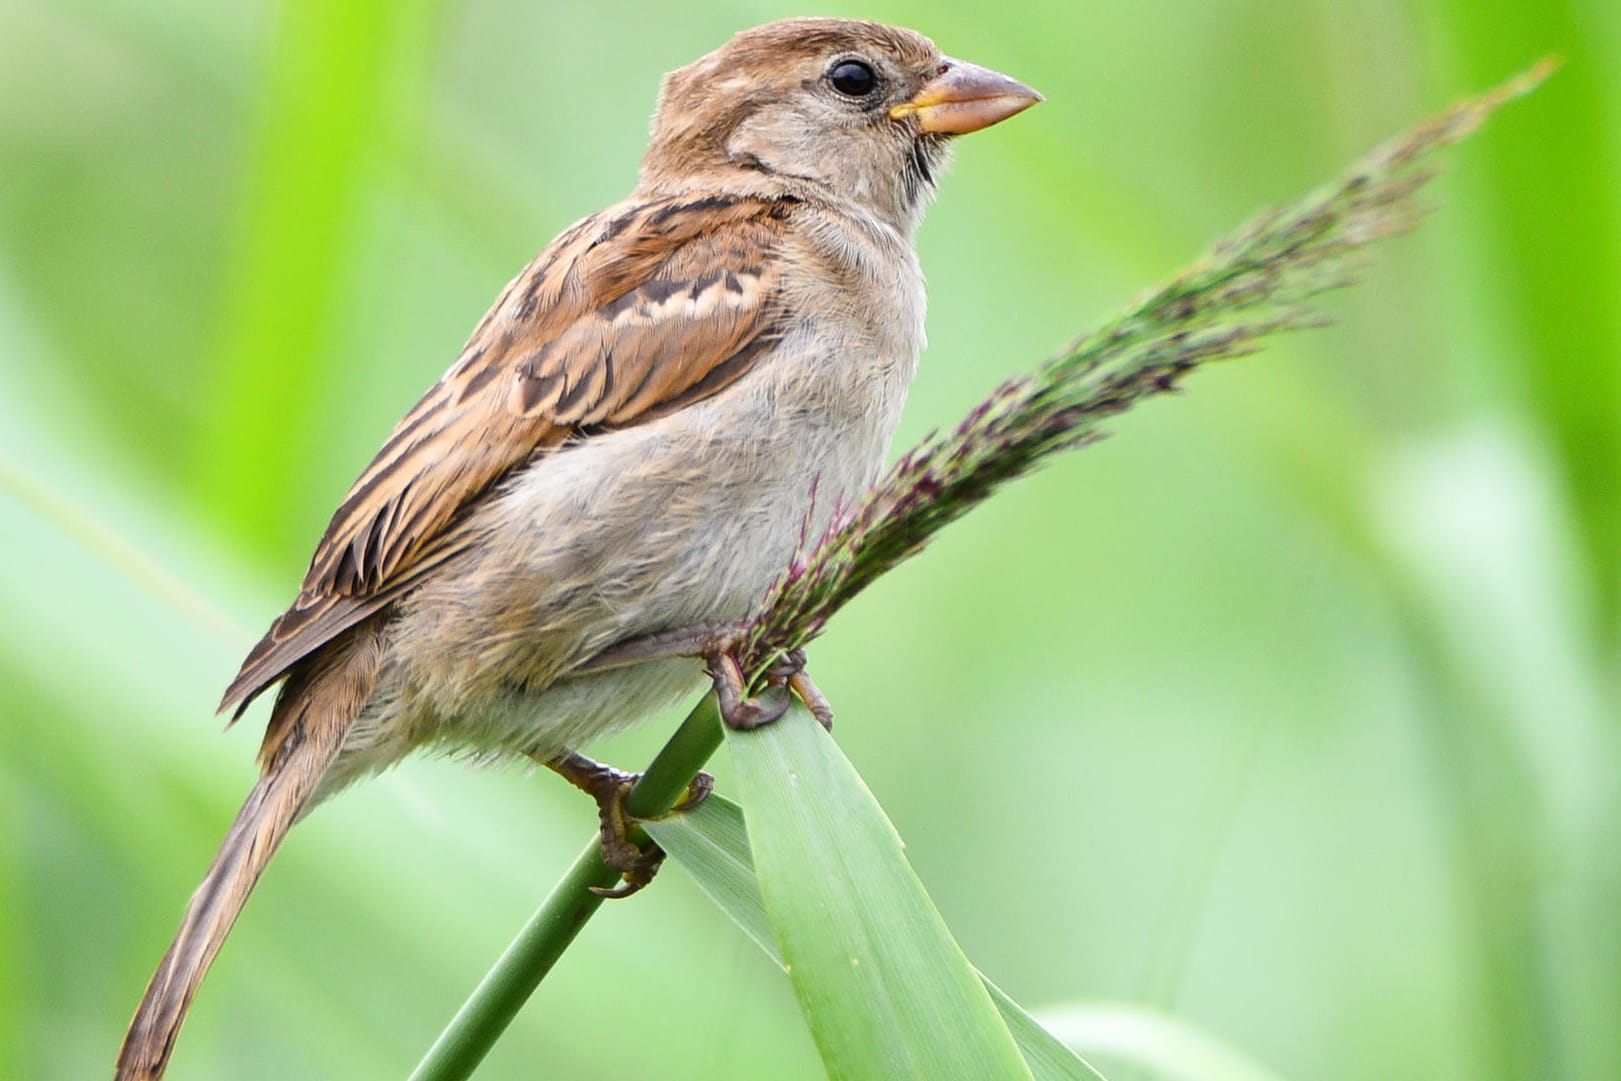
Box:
[889,58,1043,135]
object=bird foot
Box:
[708,647,834,731]
[544,751,713,898]
[579,622,835,732]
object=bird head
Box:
[640,18,1041,232]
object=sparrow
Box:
[117,17,1039,1080]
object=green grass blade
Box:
[987,984,1111,1081]
[1037,1003,1291,1081]
[645,795,782,965]
[196,0,439,559]
[721,702,1032,1081]
[649,791,1104,1081]
[1433,5,1621,625]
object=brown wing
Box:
[220,193,797,717]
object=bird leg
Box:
[540,750,713,899]
[577,623,834,731]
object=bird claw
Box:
[787,669,835,732]
[545,751,713,899]
[708,646,834,731]
[578,621,836,732]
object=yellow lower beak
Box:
[890,58,1043,135]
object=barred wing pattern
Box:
[221,193,797,717]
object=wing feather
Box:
[221,193,797,717]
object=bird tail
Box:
[115,626,382,1080]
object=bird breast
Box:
[372,217,926,762]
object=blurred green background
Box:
[2,0,1617,1078]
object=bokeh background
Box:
[3,1,1617,1078]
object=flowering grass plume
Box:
[739,62,1553,675]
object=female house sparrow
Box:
[118,17,1038,1080]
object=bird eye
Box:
[828,59,878,98]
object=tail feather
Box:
[116,624,382,1080]
[115,764,320,1080]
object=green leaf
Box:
[649,791,1104,1081]
[195,0,441,559]
[726,702,1030,1079]
[672,704,1020,1079]
[987,984,1111,1081]
[1036,1003,1292,1081]
[644,794,781,964]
